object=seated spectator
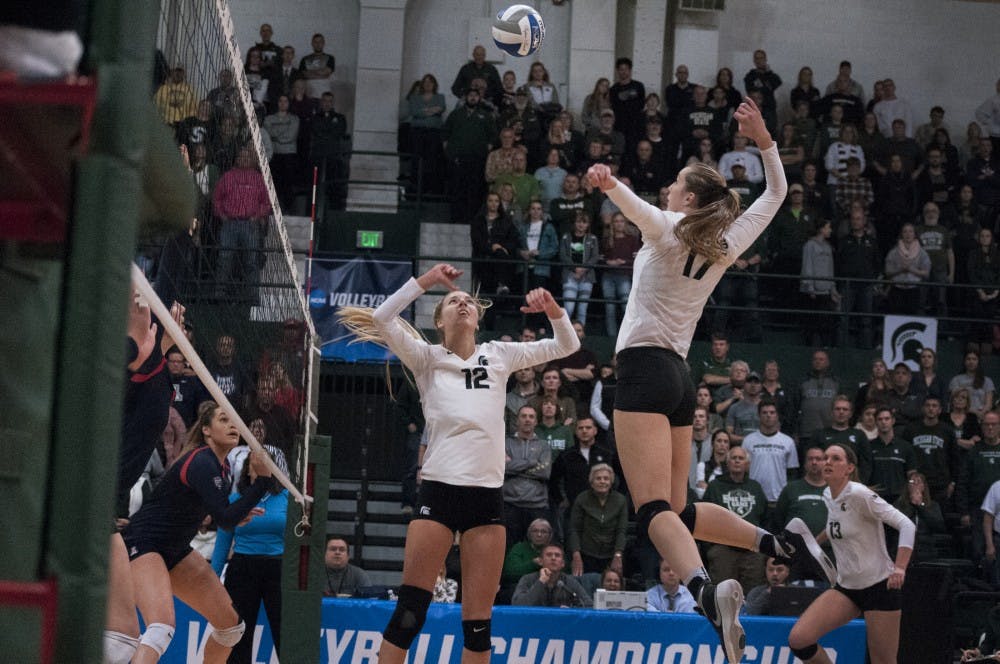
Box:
[872,78,913,137]
[823,61,864,103]
[548,173,593,236]
[742,558,790,615]
[559,213,599,327]
[761,360,796,436]
[299,33,335,99]
[262,95,300,211]
[876,119,923,177]
[884,362,924,427]
[486,127,526,184]
[512,544,591,608]
[503,405,552,548]
[686,136,719,172]
[646,559,697,613]
[621,139,665,200]
[790,67,820,120]
[530,366,577,426]
[536,395,573,460]
[817,76,863,126]
[696,332,733,401]
[855,404,879,442]
[870,407,917,504]
[208,68,240,120]
[599,567,624,591]
[600,213,640,336]
[641,116,671,177]
[584,109,626,161]
[902,397,957,509]
[915,105,946,150]
[957,411,1000,569]
[815,104,845,158]
[470,191,519,301]
[726,162,763,210]
[914,347,948,402]
[498,69,518,113]
[154,66,199,126]
[208,333,250,409]
[581,78,612,132]
[451,44,502,106]
[432,566,459,604]
[165,347,209,428]
[689,407,714,489]
[567,464,627,575]
[765,183,815,304]
[540,118,576,172]
[916,146,960,215]
[498,182,524,227]
[857,111,888,178]
[506,367,540,434]
[967,137,1000,209]
[590,361,618,446]
[176,99,215,152]
[915,202,953,316]
[677,85,713,163]
[494,151,541,212]
[726,371,765,444]
[719,133,764,183]
[743,401,800,503]
[702,446,769,592]
[244,47,275,118]
[800,218,839,347]
[522,61,561,123]
[812,397,873,483]
[797,349,839,449]
[323,538,371,596]
[855,358,891,415]
[549,417,616,526]
[500,89,543,158]
[949,350,996,420]
[550,322,598,406]
[694,428,732,499]
[829,140,870,212]
[535,148,568,210]
[516,201,559,295]
[777,122,805,180]
[891,472,945,565]
[714,360,750,418]
[884,222,931,315]
[244,375,298,455]
[501,518,553,602]
[966,229,1000,354]
[799,160,829,217]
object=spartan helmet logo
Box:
[889,321,926,366]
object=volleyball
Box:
[491,5,545,57]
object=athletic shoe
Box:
[696,579,745,664]
[778,518,837,586]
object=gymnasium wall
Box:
[230,0,999,142]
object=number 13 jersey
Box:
[372,278,579,488]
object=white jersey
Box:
[608,145,787,358]
[823,481,916,589]
[372,278,579,488]
[981,480,1000,535]
[742,430,799,502]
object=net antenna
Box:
[131,263,314,518]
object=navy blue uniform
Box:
[123,446,267,568]
[117,335,173,517]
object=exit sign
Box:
[356,230,384,249]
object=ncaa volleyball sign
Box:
[492,5,544,57]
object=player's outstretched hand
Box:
[126,290,157,372]
[586,163,617,192]
[417,263,463,292]
[734,97,772,149]
[520,288,563,318]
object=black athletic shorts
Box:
[122,532,193,571]
[834,578,901,612]
[614,346,696,426]
[414,480,505,533]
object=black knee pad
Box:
[636,500,671,539]
[790,643,818,660]
[462,619,491,652]
[382,584,432,650]
[679,503,697,533]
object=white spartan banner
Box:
[882,315,938,371]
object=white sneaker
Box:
[698,579,745,664]
[782,518,837,586]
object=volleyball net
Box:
[144,0,317,509]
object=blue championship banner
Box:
[162,598,866,663]
[309,256,413,362]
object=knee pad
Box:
[636,500,671,539]
[383,584,432,650]
[138,622,174,656]
[210,620,246,647]
[103,630,139,664]
[790,643,818,660]
[679,503,697,533]
[462,619,492,652]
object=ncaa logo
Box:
[420,506,431,516]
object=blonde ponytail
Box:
[673,164,742,264]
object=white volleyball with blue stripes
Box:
[491,5,544,57]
